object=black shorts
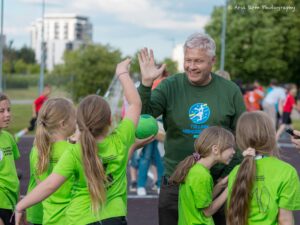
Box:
[28,117,37,131]
[282,112,292,125]
[0,208,14,225]
[87,216,127,225]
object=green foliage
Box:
[50,44,122,102]
[163,58,178,75]
[3,43,39,74]
[205,0,300,85]
[3,74,39,89]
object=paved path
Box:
[16,136,300,225]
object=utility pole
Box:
[0,0,4,92]
[220,0,227,71]
[39,0,45,95]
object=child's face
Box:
[0,100,11,129]
[220,147,235,165]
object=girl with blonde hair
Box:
[15,58,142,225]
[227,111,300,225]
[0,93,20,225]
[169,126,236,225]
[26,97,76,225]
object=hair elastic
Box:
[193,152,201,161]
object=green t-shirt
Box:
[138,73,246,178]
[53,118,135,225]
[0,130,20,210]
[26,149,43,224]
[228,157,300,225]
[31,141,75,225]
[179,163,214,225]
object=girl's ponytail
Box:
[35,120,51,175]
[79,126,107,212]
[169,154,199,184]
[227,156,256,225]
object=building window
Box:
[54,22,59,39]
[64,23,68,40]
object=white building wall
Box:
[30,14,92,71]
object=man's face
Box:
[0,100,11,129]
[184,48,215,86]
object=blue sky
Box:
[4,0,225,60]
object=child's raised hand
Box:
[242,147,256,157]
[116,58,131,77]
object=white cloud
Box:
[20,0,61,4]
[68,0,209,30]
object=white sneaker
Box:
[137,187,146,196]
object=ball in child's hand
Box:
[135,114,158,139]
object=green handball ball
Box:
[135,114,158,139]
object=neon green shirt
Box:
[32,141,75,225]
[178,163,214,225]
[0,130,20,210]
[53,118,135,224]
[228,157,300,225]
[26,149,43,224]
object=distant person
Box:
[138,32,246,225]
[0,93,20,225]
[276,84,298,140]
[227,111,300,224]
[215,70,231,80]
[262,79,285,128]
[15,85,51,141]
[169,126,235,225]
[243,84,264,112]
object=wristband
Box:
[117,71,129,78]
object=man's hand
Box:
[138,48,166,87]
[291,130,300,149]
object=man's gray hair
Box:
[184,32,216,57]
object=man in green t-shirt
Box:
[138,32,246,225]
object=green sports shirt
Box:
[26,149,43,224]
[0,130,20,210]
[31,141,75,225]
[228,157,300,224]
[138,73,246,179]
[178,163,214,225]
[53,118,135,224]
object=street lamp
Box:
[0,0,4,92]
[39,0,45,95]
[220,0,228,71]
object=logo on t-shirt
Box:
[0,149,3,161]
[189,103,210,124]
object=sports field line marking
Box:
[128,195,158,199]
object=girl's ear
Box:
[212,145,220,155]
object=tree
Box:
[17,46,36,64]
[51,44,122,102]
[205,0,300,85]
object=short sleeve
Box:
[191,175,213,209]
[53,148,77,179]
[114,118,135,147]
[278,168,300,210]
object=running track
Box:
[16,136,300,225]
